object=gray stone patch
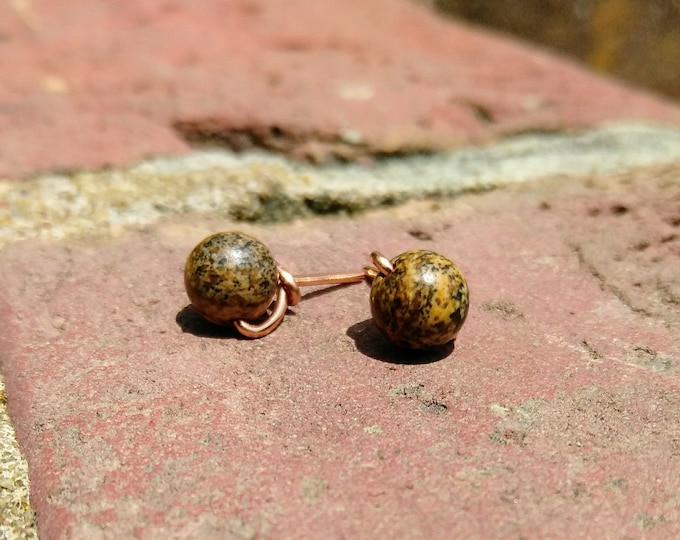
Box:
[2,123,680,248]
[0,378,38,540]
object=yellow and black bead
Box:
[369,250,469,349]
[184,231,279,326]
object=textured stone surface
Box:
[424,0,680,101]
[1,168,680,538]
[2,0,680,538]
[3,124,680,249]
[3,0,680,178]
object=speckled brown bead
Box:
[184,232,279,325]
[370,250,469,349]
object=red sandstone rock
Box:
[2,0,680,178]
[2,172,680,538]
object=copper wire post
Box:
[234,257,389,339]
[233,267,370,339]
[294,272,367,287]
[293,252,394,289]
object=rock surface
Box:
[2,0,680,538]
[2,168,680,538]
[3,0,680,178]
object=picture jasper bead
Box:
[184,232,279,325]
[369,250,469,349]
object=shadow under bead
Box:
[184,232,279,326]
[369,250,469,349]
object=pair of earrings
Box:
[184,231,469,350]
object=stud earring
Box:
[184,231,366,338]
[364,250,469,349]
[184,231,469,348]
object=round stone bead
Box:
[184,232,279,325]
[369,250,469,349]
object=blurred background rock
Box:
[418,0,680,103]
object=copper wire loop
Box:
[370,251,394,276]
[233,253,392,338]
[234,286,289,338]
[363,266,380,280]
[277,266,302,306]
